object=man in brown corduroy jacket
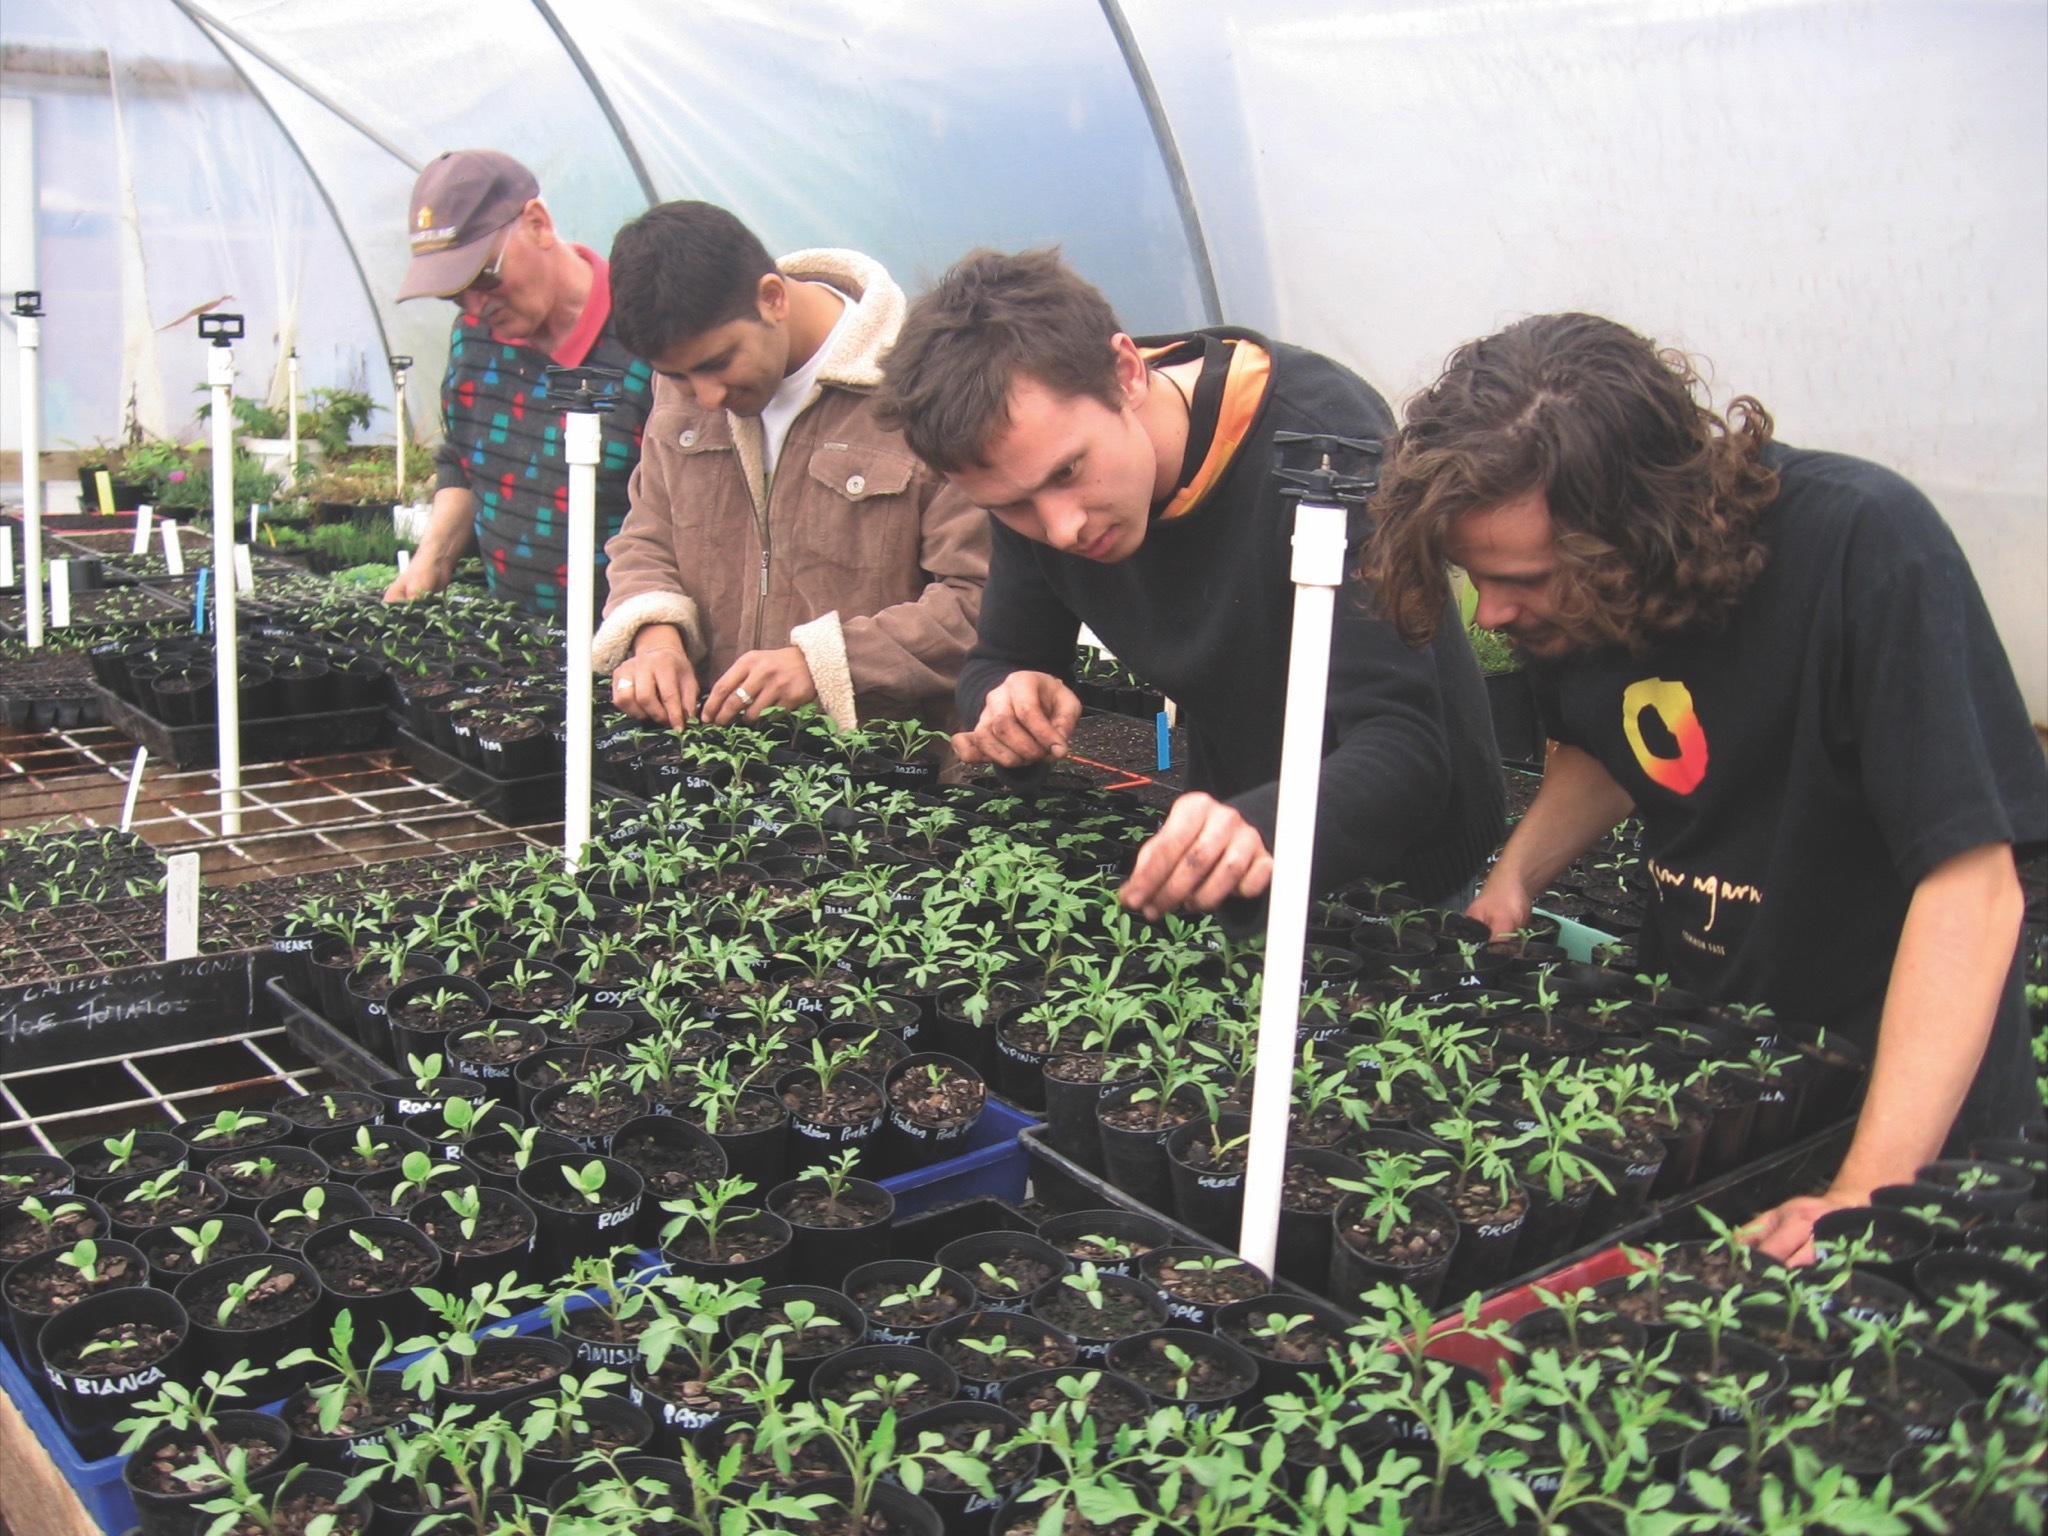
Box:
[594,202,986,733]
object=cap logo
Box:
[416,205,433,229]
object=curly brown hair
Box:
[1365,312,1779,652]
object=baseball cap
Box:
[398,150,539,301]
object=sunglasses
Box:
[458,226,515,297]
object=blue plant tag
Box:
[1156,709,1171,771]
[194,567,209,633]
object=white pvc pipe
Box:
[208,343,243,836]
[15,313,42,649]
[1237,498,1350,1277]
[393,364,407,505]
[562,407,600,872]
[286,350,300,486]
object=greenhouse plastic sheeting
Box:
[1,0,2042,713]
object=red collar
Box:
[548,245,610,367]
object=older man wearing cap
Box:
[387,149,654,615]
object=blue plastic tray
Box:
[2,1100,1036,1532]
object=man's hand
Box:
[703,646,816,725]
[382,552,454,603]
[1467,874,1535,940]
[952,671,1081,768]
[1119,792,1275,920]
[384,487,476,603]
[1740,1190,1866,1267]
[611,627,699,729]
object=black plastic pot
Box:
[843,1259,979,1348]
[612,1114,728,1248]
[1094,1079,1203,1213]
[661,1208,793,1287]
[309,1123,429,1188]
[412,1185,539,1294]
[1105,1326,1260,1419]
[935,1229,1071,1315]
[1214,1293,1354,1400]
[172,1251,323,1407]
[896,1400,1036,1536]
[1035,1209,1172,1279]
[365,1073,485,1122]
[402,1101,526,1162]
[1916,1158,2037,1221]
[531,1078,652,1154]
[103,1173,227,1243]
[300,1217,441,1345]
[271,1089,383,1148]
[38,1284,193,1458]
[881,1053,988,1176]
[382,972,488,1066]
[445,1018,548,1089]
[1,1236,149,1370]
[463,1127,581,1197]
[1512,1175,1595,1270]
[1026,1269,1169,1364]
[66,1136,186,1200]
[677,1090,789,1191]
[202,1145,331,1218]
[1328,1189,1459,1310]
[1811,1205,1936,1288]
[927,1309,1079,1403]
[125,1409,294,1536]
[1139,1246,1271,1333]
[1038,1055,1132,1173]
[1440,1181,1531,1299]
[133,1213,271,1290]
[768,1174,896,1289]
[1665,1331,1788,1424]
[808,1342,961,1419]
[1273,1146,1364,1293]
[725,1283,868,1391]
[784,1475,944,1536]
[518,1153,644,1275]
[1163,1114,1249,1245]
[168,1111,294,1162]
[777,1066,886,1175]
[255,1180,372,1254]
[516,1390,654,1496]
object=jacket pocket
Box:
[802,444,921,577]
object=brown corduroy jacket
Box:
[592,249,987,728]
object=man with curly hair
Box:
[1367,312,2046,1264]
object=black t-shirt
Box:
[1541,445,2047,1142]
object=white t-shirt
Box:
[759,286,851,478]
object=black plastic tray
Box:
[393,723,565,826]
[1017,1124,1663,1323]
[265,974,389,1089]
[91,682,391,770]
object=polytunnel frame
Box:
[146,0,1226,389]
[164,0,405,371]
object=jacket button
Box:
[845,474,866,496]
[679,429,697,447]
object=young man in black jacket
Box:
[877,249,1503,921]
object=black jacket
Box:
[958,329,1503,904]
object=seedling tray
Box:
[269,976,1035,1222]
[392,723,564,827]
[0,651,102,730]
[91,683,391,771]
[0,585,188,641]
[1017,1123,1659,1322]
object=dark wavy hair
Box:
[1366,312,1779,652]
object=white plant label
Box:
[233,543,255,595]
[248,503,260,542]
[0,525,13,588]
[133,504,155,555]
[396,548,411,575]
[48,558,71,627]
[120,747,149,832]
[161,519,186,575]
[164,852,201,961]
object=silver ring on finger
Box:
[734,686,753,707]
